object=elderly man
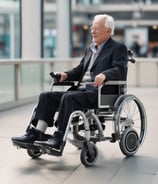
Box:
[12,14,128,151]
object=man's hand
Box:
[58,72,68,82]
[93,73,106,87]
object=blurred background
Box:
[0,0,158,59]
[0,0,158,110]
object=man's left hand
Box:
[93,73,106,87]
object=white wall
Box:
[128,59,158,87]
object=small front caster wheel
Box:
[80,142,98,167]
[27,148,43,159]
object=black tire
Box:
[27,148,42,159]
[72,115,99,149]
[119,128,139,156]
[80,142,98,167]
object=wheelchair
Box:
[13,50,147,167]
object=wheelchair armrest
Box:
[50,81,76,91]
[105,81,127,85]
[98,81,127,108]
[53,81,75,86]
[50,72,76,87]
[51,81,78,91]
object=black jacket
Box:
[66,37,128,92]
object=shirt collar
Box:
[90,41,106,53]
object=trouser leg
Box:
[34,91,65,127]
[57,90,98,133]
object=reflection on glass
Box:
[0,65,14,102]
[19,63,51,99]
[0,14,10,58]
[0,0,20,58]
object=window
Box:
[0,0,21,58]
[42,0,57,58]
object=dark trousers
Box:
[34,89,98,133]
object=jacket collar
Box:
[90,37,113,69]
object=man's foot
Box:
[35,131,64,150]
[11,128,51,149]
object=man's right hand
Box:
[58,72,68,82]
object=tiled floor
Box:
[0,88,158,184]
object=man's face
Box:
[90,18,111,46]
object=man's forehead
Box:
[92,19,104,25]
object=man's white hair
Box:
[94,14,115,35]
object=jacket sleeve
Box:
[65,48,89,81]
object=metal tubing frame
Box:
[63,110,91,142]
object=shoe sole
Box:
[12,139,38,150]
[11,134,52,150]
[12,139,29,149]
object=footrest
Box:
[42,146,63,156]
[37,141,66,156]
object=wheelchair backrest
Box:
[98,49,135,108]
[98,81,127,108]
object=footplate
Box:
[36,141,66,157]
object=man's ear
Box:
[107,28,111,33]
[107,28,112,35]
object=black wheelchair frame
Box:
[14,49,147,167]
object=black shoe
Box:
[11,128,51,149]
[35,131,64,150]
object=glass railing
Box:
[0,62,50,103]
[0,58,79,111]
[0,64,14,103]
[0,57,158,111]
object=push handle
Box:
[128,49,136,63]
